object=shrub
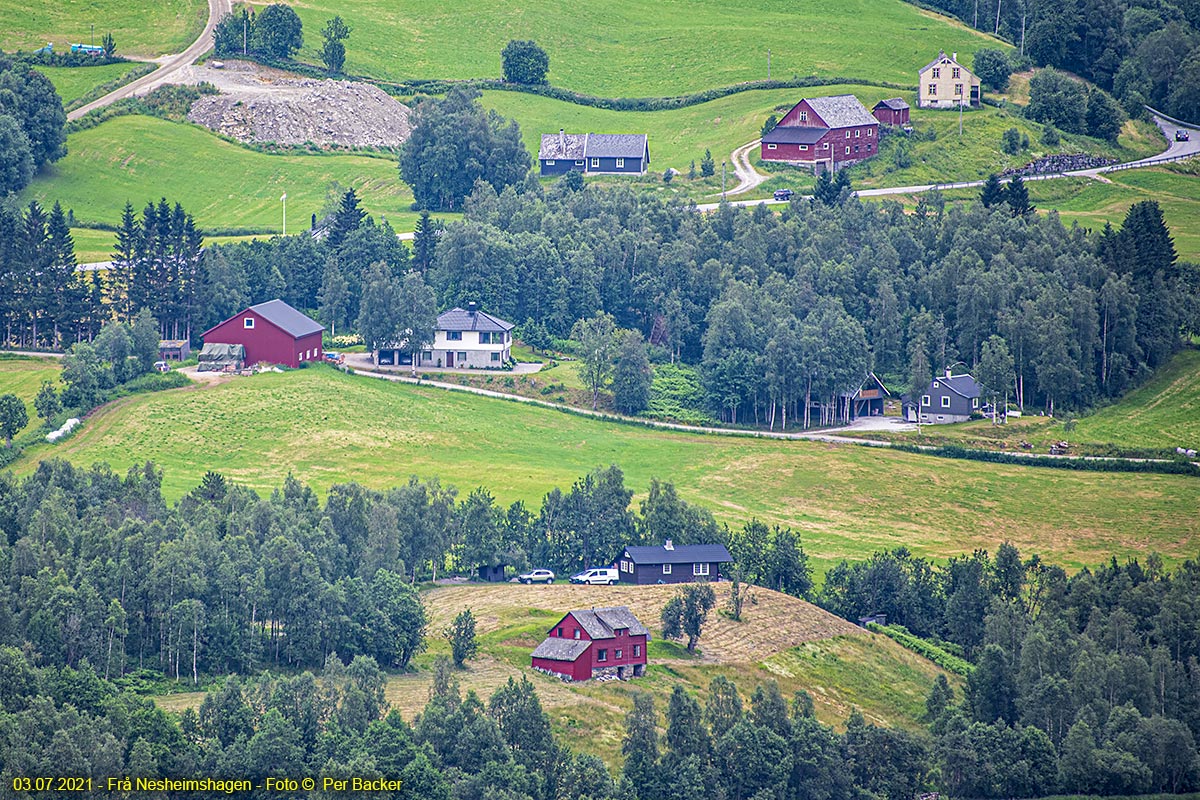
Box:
[868,623,974,675]
[501,40,549,85]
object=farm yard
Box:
[9,364,1199,574]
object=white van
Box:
[570,567,618,585]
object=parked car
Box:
[518,569,555,584]
[1176,130,1190,142]
[324,351,345,364]
[570,567,618,585]
[773,188,795,201]
[153,361,170,373]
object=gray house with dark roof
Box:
[616,541,733,585]
[901,368,982,423]
[538,130,650,175]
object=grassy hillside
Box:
[288,0,1003,96]
[13,365,1200,572]
[68,228,279,264]
[20,115,424,233]
[157,582,956,764]
[35,62,148,105]
[0,356,61,441]
[1,0,205,57]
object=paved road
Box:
[695,112,1200,212]
[67,0,232,121]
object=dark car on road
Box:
[1177,130,1191,142]
[773,188,795,201]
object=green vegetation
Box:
[0,356,59,441]
[867,623,973,676]
[1070,348,1200,450]
[20,115,423,232]
[0,0,206,57]
[33,62,148,105]
[291,0,1003,95]
[13,365,1200,572]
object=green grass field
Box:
[12,365,1199,573]
[288,0,1003,96]
[20,115,426,233]
[67,228,276,264]
[0,356,61,441]
[1,0,205,57]
[34,62,148,105]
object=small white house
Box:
[376,303,514,369]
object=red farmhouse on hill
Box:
[531,606,649,682]
[202,299,324,369]
[760,94,879,172]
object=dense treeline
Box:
[915,0,1200,121]
[821,544,1200,795]
[0,53,67,196]
[0,460,810,680]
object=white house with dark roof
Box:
[901,367,983,423]
[375,302,514,369]
[616,540,733,585]
[918,51,981,108]
[538,130,650,175]
[761,94,879,171]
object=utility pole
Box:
[281,192,287,235]
[243,16,248,55]
[767,49,771,79]
[722,160,727,199]
[91,24,94,46]
[959,97,964,136]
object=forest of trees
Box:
[0,54,67,196]
[915,0,1200,121]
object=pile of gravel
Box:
[188,77,411,148]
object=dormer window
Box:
[244,317,255,329]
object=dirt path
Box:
[67,0,232,121]
[716,138,769,197]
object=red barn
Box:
[202,299,324,369]
[761,94,879,172]
[531,606,649,682]
[873,98,911,126]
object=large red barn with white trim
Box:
[202,299,324,369]
[761,94,879,172]
[531,606,649,682]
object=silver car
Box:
[518,569,555,584]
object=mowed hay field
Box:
[20,116,422,233]
[35,63,148,105]
[14,366,1200,572]
[158,582,957,764]
[0,0,206,57]
[287,0,1003,95]
[0,356,61,441]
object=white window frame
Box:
[633,644,641,657]
[855,129,861,138]
[845,130,851,139]
[868,128,873,136]
[929,84,937,95]
[767,143,777,150]
[941,395,952,408]
[846,146,851,154]
[932,67,941,78]
[799,145,808,151]
[545,159,555,165]
[590,158,600,168]
[243,317,255,329]
[921,395,931,407]
[662,564,672,575]
[615,648,623,659]
[597,648,607,662]
[616,158,625,168]
[952,67,961,79]
[693,563,710,576]
[972,397,979,409]
[575,160,585,166]
[955,83,963,96]
[799,111,808,122]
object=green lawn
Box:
[1071,349,1200,451]
[34,62,148,105]
[21,115,429,233]
[1,0,206,57]
[0,356,62,441]
[68,228,277,264]
[13,365,1200,573]
[289,0,1004,96]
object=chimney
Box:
[468,301,478,316]
[945,367,953,378]
[664,539,674,550]
[952,52,957,62]
[559,128,565,154]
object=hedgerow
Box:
[868,622,974,675]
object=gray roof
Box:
[940,373,982,398]
[762,126,826,145]
[248,299,324,338]
[919,50,973,76]
[531,638,591,661]
[437,307,515,333]
[805,95,878,129]
[538,132,648,161]
[624,543,733,566]
[875,97,910,111]
[563,606,650,639]
[539,132,586,160]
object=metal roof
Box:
[874,97,910,111]
[538,132,648,160]
[623,543,733,565]
[248,299,325,338]
[437,307,515,333]
[563,606,650,639]
[941,373,982,398]
[805,95,878,128]
[531,638,591,661]
[762,126,827,145]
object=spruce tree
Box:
[979,173,1006,208]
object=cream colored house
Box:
[918,51,981,108]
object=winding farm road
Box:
[699,111,1200,211]
[67,0,232,121]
